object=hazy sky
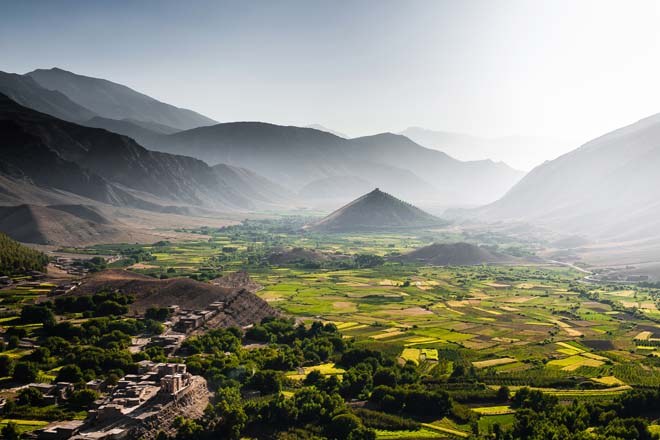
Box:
[3,0,660,165]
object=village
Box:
[30,361,208,440]
[0,257,249,440]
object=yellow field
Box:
[472,405,514,415]
[400,348,439,364]
[472,357,517,369]
[287,363,345,380]
[591,376,625,386]
[547,355,604,371]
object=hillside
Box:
[74,269,277,326]
[401,126,574,171]
[81,116,166,145]
[27,68,216,130]
[143,122,524,206]
[0,231,49,274]
[478,113,660,241]
[0,204,154,246]
[394,242,515,266]
[0,93,288,212]
[0,71,95,122]
[307,188,443,232]
[267,247,331,265]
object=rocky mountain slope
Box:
[27,67,216,130]
[74,269,277,326]
[0,93,289,212]
[0,71,95,122]
[478,112,660,241]
[0,204,150,246]
[142,122,523,206]
[307,188,443,232]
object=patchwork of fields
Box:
[53,223,660,437]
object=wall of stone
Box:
[129,376,209,440]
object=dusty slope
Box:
[75,270,277,327]
[308,188,443,232]
[0,204,154,246]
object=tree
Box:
[497,385,510,402]
[0,232,48,274]
[95,300,128,317]
[327,413,362,439]
[69,389,100,409]
[12,361,38,383]
[0,355,15,376]
[145,307,171,322]
[173,416,203,439]
[20,304,55,325]
[7,335,19,349]
[1,422,20,440]
[247,370,282,395]
[17,387,44,406]
[354,254,384,268]
[213,387,247,439]
[56,364,84,383]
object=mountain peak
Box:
[306,189,443,232]
[26,67,216,130]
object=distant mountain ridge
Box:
[27,68,216,130]
[307,188,443,232]
[306,124,348,138]
[401,126,575,171]
[0,71,96,122]
[142,122,524,206]
[478,112,660,241]
[0,93,289,214]
[0,67,523,208]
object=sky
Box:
[3,0,660,168]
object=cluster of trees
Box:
[10,292,140,332]
[118,247,155,265]
[145,306,172,321]
[165,318,474,440]
[489,387,660,439]
[0,232,48,274]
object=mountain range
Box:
[0,93,290,213]
[401,126,576,171]
[4,66,660,250]
[141,123,524,206]
[27,68,216,130]
[0,68,524,210]
[477,113,660,242]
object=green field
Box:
[5,218,657,437]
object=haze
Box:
[4,0,660,168]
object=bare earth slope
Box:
[75,270,277,327]
[0,204,154,246]
[308,188,443,233]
